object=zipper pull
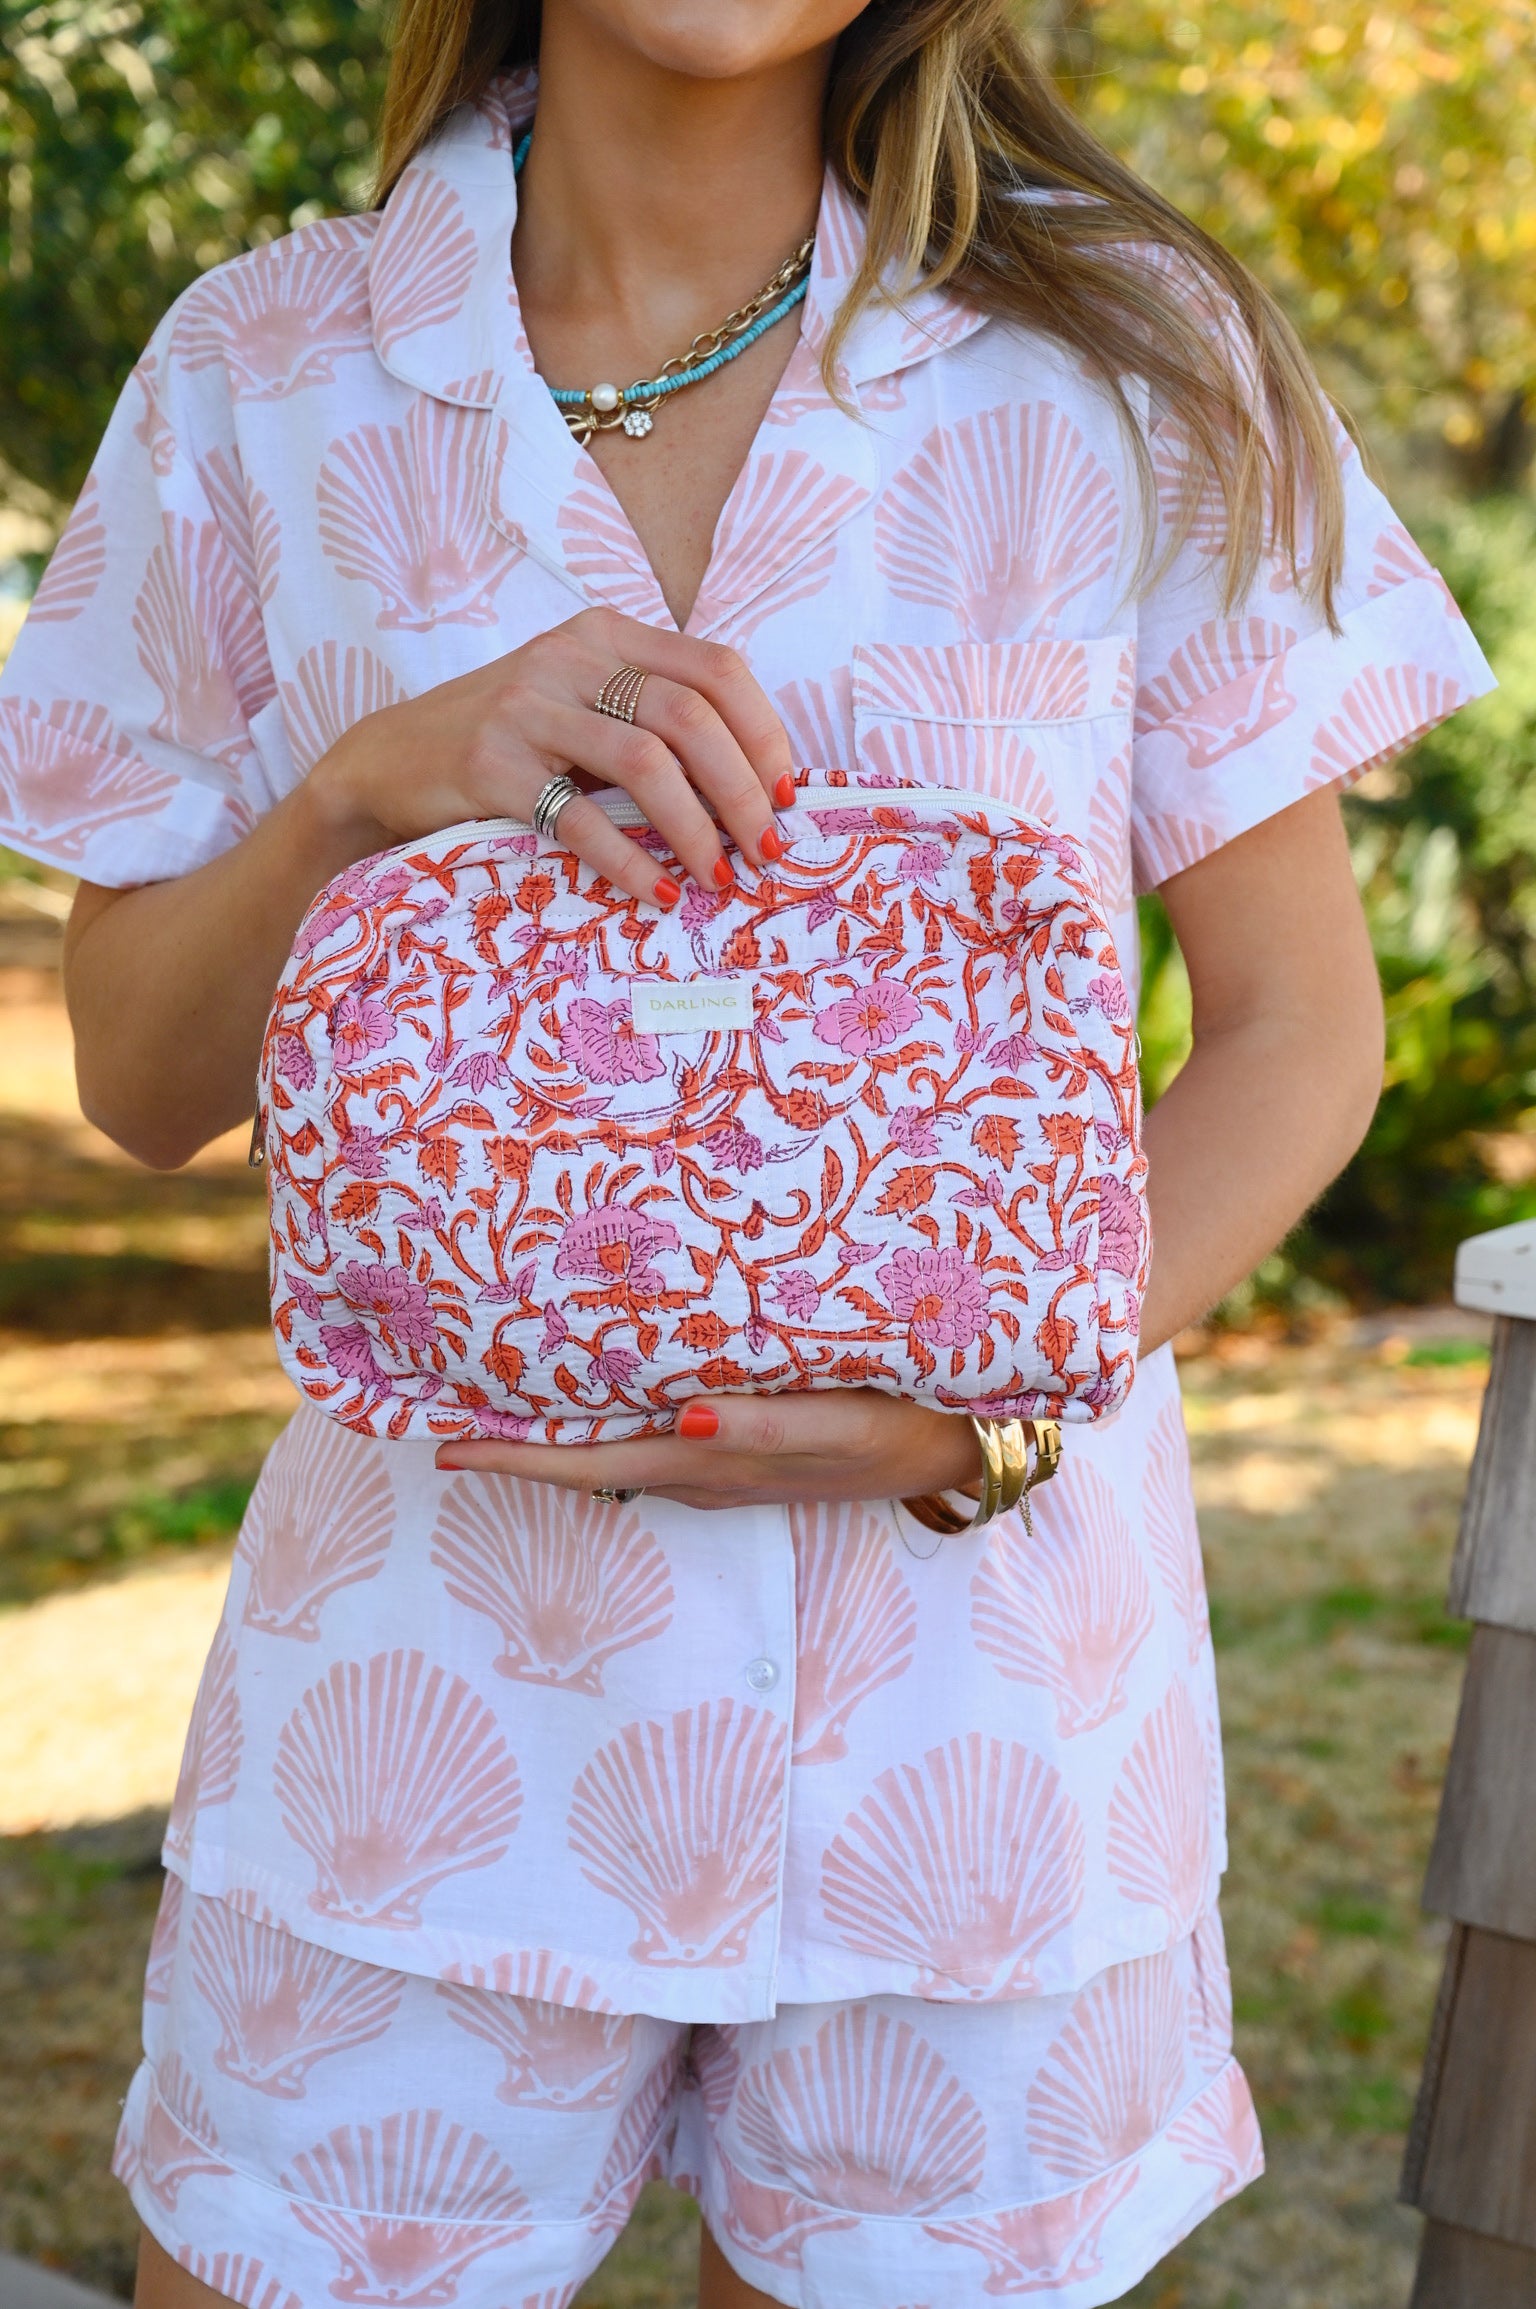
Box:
[248,1103,266,1169]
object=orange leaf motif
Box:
[1041,1112,1087,1157]
[770,1087,831,1131]
[333,1181,380,1223]
[482,1340,525,1389]
[698,1356,750,1389]
[419,1136,461,1193]
[972,1114,1020,1172]
[720,923,762,972]
[874,1165,935,1215]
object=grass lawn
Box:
[0,909,1486,2308]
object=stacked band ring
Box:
[594,664,648,724]
[531,772,582,842]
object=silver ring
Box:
[532,772,582,843]
[591,1486,644,1505]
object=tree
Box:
[0,0,387,504]
[1074,0,1536,487]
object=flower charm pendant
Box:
[622,407,654,439]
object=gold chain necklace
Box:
[514,135,814,445]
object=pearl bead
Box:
[590,381,620,414]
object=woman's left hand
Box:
[433,1389,981,1510]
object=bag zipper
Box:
[434,785,1044,846]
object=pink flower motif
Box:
[319,1321,390,1389]
[988,1031,1044,1069]
[876,1244,990,1349]
[772,1269,821,1320]
[809,807,881,835]
[398,1196,446,1232]
[680,885,722,932]
[469,1407,534,1438]
[1086,972,1131,1022]
[549,942,589,988]
[539,1302,568,1354]
[891,1104,940,1157]
[1096,1172,1144,1279]
[559,998,664,1086]
[813,978,922,1057]
[450,1050,509,1093]
[273,1030,316,1089]
[707,1121,764,1173]
[329,990,396,1067]
[593,1345,641,1388]
[338,1126,386,1177]
[335,1259,438,1351]
[283,1270,323,1320]
[897,839,946,882]
[553,1205,681,1297]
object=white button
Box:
[745,1657,778,1692]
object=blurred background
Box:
[0,3,1528,2303]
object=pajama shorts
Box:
[116,1880,1262,2309]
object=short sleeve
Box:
[0,296,284,886]
[1129,404,1496,892]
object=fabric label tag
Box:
[631,979,754,1035]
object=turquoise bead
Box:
[511,129,809,421]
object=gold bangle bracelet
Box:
[900,1416,1062,1539]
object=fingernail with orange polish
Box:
[774,772,797,809]
[760,826,785,864]
[679,1403,719,1439]
[712,858,735,892]
[437,1455,472,1471]
[653,874,681,909]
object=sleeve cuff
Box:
[1130,572,1496,891]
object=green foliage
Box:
[1312,495,1536,1298]
[0,0,387,503]
[1136,493,1536,1309]
[1074,1,1536,483]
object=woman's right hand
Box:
[309,606,798,909]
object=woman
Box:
[0,1,1490,2303]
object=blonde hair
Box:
[377,0,1345,617]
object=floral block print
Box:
[259,787,1148,1443]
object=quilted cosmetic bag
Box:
[257,780,1149,1444]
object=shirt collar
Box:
[369,71,992,409]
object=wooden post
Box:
[1402,1219,1536,2301]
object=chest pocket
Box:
[851,637,1134,824]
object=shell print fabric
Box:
[122,1883,1261,2309]
[259,791,1147,1443]
[1,64,1492,2304]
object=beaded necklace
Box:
[512,132,813,445]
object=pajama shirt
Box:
[0,67,1492,2308]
